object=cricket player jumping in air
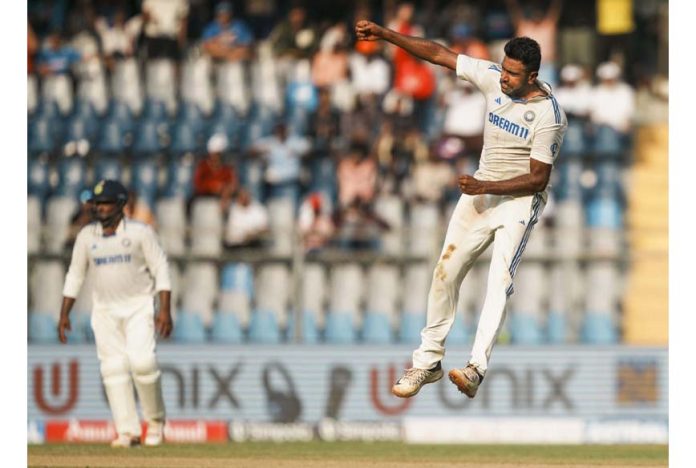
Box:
[354,20,567,398]
[57,180,173,447]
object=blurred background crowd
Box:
[27,0,668,347]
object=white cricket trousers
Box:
[91,300,165,437]
[412,192,546,374]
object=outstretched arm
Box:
[355,20,457,70]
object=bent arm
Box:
[460,159,552,196]
[355,20,457,70]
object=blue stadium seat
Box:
[210,312,244,344]
[28,118,56,155]
[142,99,169,124]
[285,312,319,344]
[55,158,86,199]
[285,81,318,113]
[132,120,163,157]
[72,99,99,140]
[324,311,356,344]
[35,99,61,122]
[28,157,51,201]
[106,100,135,134]
[309,158,337,204]
[169,121,198,156]
[132,159,159,203]
[362,311,392,344]
[554,158,583,201]
[248,309,280,344]
[287,107,310,136]
[593,124,626,158]
[581,312,617,344]
[173,310,207,343]
[509,313,543,345]
[97,119,126,155]
[93,157,122,182]
[546,312,567,344]
[220,262,255,296]
[66,312,90,344]
[561,118,588,157]
[163,157,195,199]
[176,101,206,138]
[586,194,623,229]
[28,312,58,344]
[398,312,425,344]
[239,157,265,202]
[446,316,470,346]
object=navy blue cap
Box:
[89,179,128,203]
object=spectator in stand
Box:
[442,79,486,159]
[297,192,335,253]
[590,62,635,135]
[95,9,140,72]
[504,0,563,85]
[311,22,349,88]
[411,147,457,206]
[349,39,391,101]
[448,23,490,60]
[201,1,254,63]
[554,64,592,157]
[337,140,378,208]
[37,30,82,77]
[28,22,39,75]
[306,87,341,198]
[249,122,310,208]
[334,199,390,251]
[193,133,238,210]
[140,0,189,61]
[269,4,318,60]
[65,193,94,249]
[223,187,270,249]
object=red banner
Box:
[43,420,228,443]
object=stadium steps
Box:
[622,124,668,345]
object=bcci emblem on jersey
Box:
[523,110,536,123]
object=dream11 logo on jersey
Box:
[33,360,80,414]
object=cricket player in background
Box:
[355,21,567,399]
[57,179,173,447]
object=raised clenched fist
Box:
[355,20,383,41]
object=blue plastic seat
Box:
[28,118,56,155]
[593,124,626,158]
[446,316,470,345]
[561,118,588,157]
[509,312,543,345]
[163,158,194,199]
[248,309,280,344]
[177,102,206,136]
[398,312,425,344]
[586,195,623,229]
[28,157,51,200]
[546,311,567,344]
[581,312,617,344]
[28,312,58,344]
[93,157,122,182]
[66,312,90,344]
[220,262,255,295]
[362,311,392,344]
[106,100,134,134]
[169,121,198,156]
[285,312,319,344]
[132,120,163,157]
[72,100,99,140]
[173,310,207,343]
[97,119,126,155]
[324,311,356,344]
[142,99,169,124]
[55,158,86,199]
[210,312,244,344]
[132,159,159,202]
[35,99,61,122]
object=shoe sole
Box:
[448,369,478,398]
[391,370,444,398]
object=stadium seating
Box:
[361,311,392,344]
[41,74,73,115]
[248,309,281,344]
[28,157,51,201]
[28,196,42,254]
[29,260,66,321]
[44,197,78,254]
[210,311,244,344]
[55,158,86,199]
[155,196,187,256]
[216,62,251,116]
[181,56,215,116]
[111,58,143,115]
[285,311,319,344]
[145,59,177,114]
[374,195,405,255]
[163,156,195,199]
[28,312,58,344]
[190,198,223,256]
[173,310,207,344]
[324,310,357,344]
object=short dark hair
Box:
[504,37,542,73]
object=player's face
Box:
[94,201,121,224]
[500,57,537,98]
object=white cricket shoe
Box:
[391,362,443,398]
[110,434,141,448]
[448,364,484,398]
[144,420,164,446]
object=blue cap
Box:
[89,179,128,204]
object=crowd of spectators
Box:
[28,0,668,256]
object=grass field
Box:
[28,442,668,467]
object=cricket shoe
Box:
[110,434,141,448]
[144,420,164,446]
[448,364,484,398]
[391,362,443,398]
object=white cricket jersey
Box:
[63,218,171,310]
[455,54,568,183]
